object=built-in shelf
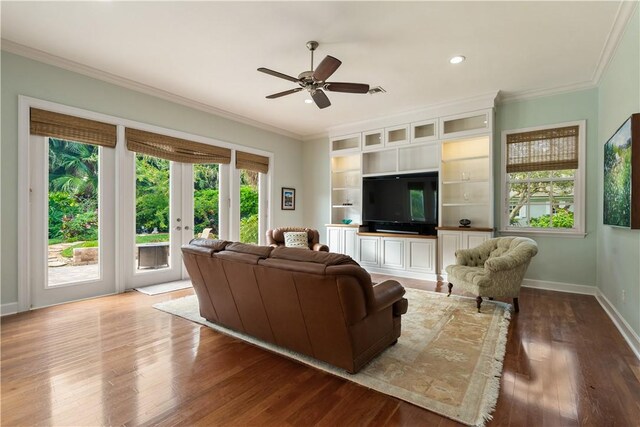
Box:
[442,179,489,185]
[330,152,362,224]
[441,155,489,163]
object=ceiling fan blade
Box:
[312,56,342,81]
[266,88,303,99]
[312,89,331,109]
[324,82,370,94]
[257,67,300,83]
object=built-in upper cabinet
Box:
[330,133,361,153]
[411,119,438,144]
[362,129,384,151]
[440,110,491,139]
[385,124,410,146]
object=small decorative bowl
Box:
[341,219,353,224]
[459,218,471,227]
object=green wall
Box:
[1,51,304,306]
[495,89,599,286]
[597,6,640,336]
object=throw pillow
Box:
[283,231,310,249]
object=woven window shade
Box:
[30,108,117,148]
[125,128,231,164]
[236,151,269,174]
[506,125,579,173]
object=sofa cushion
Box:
[224,242,273,258]
[271,246,357,266]
[216,251,262,265]
[258,258,327,275]
[182,238,230,256]
[283,231,310,249]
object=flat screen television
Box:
[362,172,438,232]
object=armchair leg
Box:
[513,297,520,313]
[447,282,453,297]
[476,296,483,313]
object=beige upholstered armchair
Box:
[445,237,538,313]
[266,227,330,252]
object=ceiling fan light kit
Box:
[258,41,371,109]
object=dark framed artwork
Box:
[281,187,296,210]
[603,113,640,228]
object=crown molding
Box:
[497,80,598,104]
[1,39,304,141]
[591,0,639,84]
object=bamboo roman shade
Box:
[125,128,231,164]
[236,151,270,174]
[30,108,117,148]
[506,125,579,173]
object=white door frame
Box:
[17,95,273,312]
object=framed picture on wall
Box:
[603,113,640,229]
[281,187,296,210]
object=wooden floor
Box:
[2,276,640,426]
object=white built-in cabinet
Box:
[328,103,495,281]
[326,225,358,259]
[437,228,493,279]
[356,233,438,280]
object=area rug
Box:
[153,288,511,426]
[135,279,192,295]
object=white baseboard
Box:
[521,278,597,295]
[595,290,640,361]
[1,302,18,316]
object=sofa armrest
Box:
[370,280,405,313]
[312,243,330,252]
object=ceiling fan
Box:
[258,41,370,109]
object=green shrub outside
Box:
[529,208,574,228]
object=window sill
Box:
[499,229,587,238]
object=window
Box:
[501,121,586,236]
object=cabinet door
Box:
[464,232,491,250]
[406,239,436,273]
[327,227,342,253]
[358,236,380,267]
[439,231,463,273]
[381,238,405,270]
[343,228,358,259]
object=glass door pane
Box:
[48,138,100,286]
[239,169,259,244]
[193,163,220,239]
[135,154,171,270]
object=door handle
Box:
[184,226,190,231]
[175,226,182,231]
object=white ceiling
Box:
[0,1,626,138]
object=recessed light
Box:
[450,55,466,64]
[304,99,313,104]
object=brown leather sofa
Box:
[181,238,408,373]
[266,227,329,251]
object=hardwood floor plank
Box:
[2,282,639,427]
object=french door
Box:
[29,135,116,309]
[124,158,225,288]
